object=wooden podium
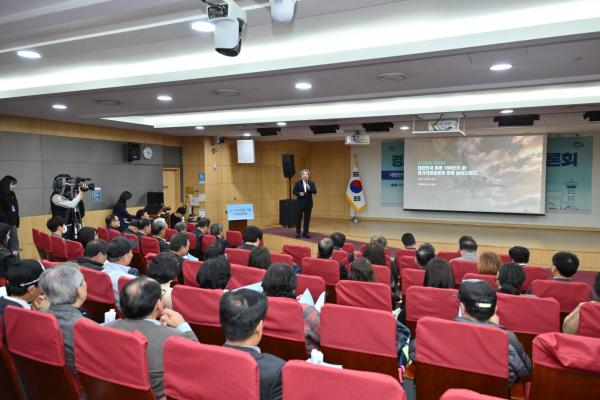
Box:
[226,203,254,232]
[228,219,247,232]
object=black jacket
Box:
[0,190,19,227]
[75,257,104,271]
[224,345,284,400]
[0,248,19,277]
[293,180,317,208]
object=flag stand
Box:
[351,211,358,224]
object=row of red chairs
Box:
[32,228,84,261]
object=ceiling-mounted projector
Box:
[270,0,297,23]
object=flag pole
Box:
[352,154,359,224]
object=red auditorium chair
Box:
[108,229,121,241]
[182,260,203,287]
[225,247,251,266]
[449,260,478,286]
[529,332,600,400]
[440,389,505,400]
[261,297,307,360]
[118,276,133,294]
[96,227,109,241]
[400,268,426,299]
[0,321,26,400]
[283,244,311,265]
[397,255,419,272]
[578,302,600,338]
[66,239,84,260]
[499,254,512,263]
[185,222,196,233]
[521,266,548,292]
[5,307,80,400]
[185,232,196,253]
[296,274,326,301]
[405,286,459,336]
[73,318,155,400]
[201,235,217,253]
[163,337,260,400]
[123,233,146,274]
[41,259,63,268]
[531,280,592,320]
[172,285,225,345]
[372,264,391,285]
[320,304,400,381]
[271,252,294,266]
[332,249,350,266]
[79,267,117,323]
[282,360,406,400]
[496,293,560,356]
[414,316,512,399]
[228,264,266,289]
[462,273,497,288]
[50,235,69,261]
[31,228,46,259]
[225,230,243,247]
[336,280,391,311]
[396,248,416,259]
[37,231,53,260]
[342,242,355,253]
[140,236,160,255]
[164,228,177,242]
[301,257,340,302]
[144,252,157,266]
[437,251,461,261]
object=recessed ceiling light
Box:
[191,21,215,33]
[490,63,512,71]
[500,109,514,114]
[377,72,408,82]
[195,126,205,130]
[243,132,252,137]
[295,82,312,90]
[400,125,410,130]
[52,104,67,110]
[277,122,287,126]
[17,50,41,59]
[157,95,172,102]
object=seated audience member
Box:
[169,233,190,282]
[123,219,140,236]
[416,243,436,268]
[348,258,375,282]
[370,235,388,250]
[77,226,98,249]
[197,255,231,290]
[147,252,179,309]
[509,246,530,266]
[107,277,198,399]
[112,191,136,231]
[401,233,417,249]
[151,218,170,253]
[552,251,580,281]
[105,214,121,233]
[330,231,354,263]
[138,219,151,237]
[220,289,285,400]
[1,260,47,325]
[169,207,186,228]
[194,217,210,257]
[204,241,225,260]
[47,216,66,238]
[76,239,108,271]
[248,247,272,270]
[39,262,89,375]
[318,238,347,280]
[563,272,600,334]
[363,242,395,282]
[410,280,532,384]
[496,263,526,295]
[103,237,140,306]
[453,236,478,262]
[424,258,455,289]
[0,223,19,275]
[210,223,231,249]
[477,252,502,275]
[174,221,187,233]
[239,225,263,250]
[136,209,150,220]
[262,263,320,355]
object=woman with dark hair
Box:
[248,247,271,270]
[496,263,526,295]
[0,175,20,253]
[424,258,455,289]
[147,253,179,308]
[77,227,98,249]
[261,263,320,355]
[0,222,20,277]
[348,258,375,282]
[196,255,231,290]
[362,242,386,266]
[112,191,136,231]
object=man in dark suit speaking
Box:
[293,169,317,238]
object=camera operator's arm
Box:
[51,191,83,209]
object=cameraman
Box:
[50,174,88,240]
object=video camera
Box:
[53,175,96,199]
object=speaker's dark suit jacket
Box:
[293,180,317,208]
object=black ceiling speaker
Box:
[493,114,540,127]
[310,125,340,134]
[362,122,394,132]
[257,128,281,136]
[583,111,600,121]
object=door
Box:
[162,168,180,211]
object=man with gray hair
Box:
[317,237,347,280]
[151,217,170,253]
[39,262,90,375]
[210,223,231,249]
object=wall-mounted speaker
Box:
[282,154,295,178]
[127,142,141,162]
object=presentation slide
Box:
[404,135,546,214]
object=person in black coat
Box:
[292,169,317,238]
[0,223,19,278]
[113,191,137,232]
[0,176,20,253]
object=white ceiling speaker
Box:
[270,0,297,23]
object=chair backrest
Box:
[405,286,459,335]
[301,257,340,285]
[397,255,419,272]
[96,227,109,241]
[185,232,196,250]
[5,306,80,400]
[182,260,203,287]
[320,304,399,380]
[440,389,506,400]
[66,239,84,260]
[578,302,600,338]
[41,259,63,268]
[336,280,392,311]
[437,251,461,261]
[32,228,46,258]
[185,222,196,233]
[144,252,157,266]
[296,274,326,301]
[225,247,251,266]
[38,231,53,254]
[531,280,592,313]
[163,336,260,400]
[228,264,266,290]
[0,320,24,400]
[118,275,133,294]
[50,235,68,260]
[396,248,416,259]
[529,332,600,400]
[283,244,311,265]
[498,254,512,264]
[332,249,350,266]
[165,228,177,242]
[73,318,154,400]
[415,317,509,400]
[400,268,426,296]
[261,297,307,360]
[108,229,121,241]
[201,235,217,252]
[171,286,225,345]
[462,273,497,288]
[271,252,294,266]
[123,233,142,254]
[225,230,243,247]
[372,264,391,285]
[282,360,406,400]
[522,266,548,292]
[140,236,160,255]
[342,242,355,253]
[79,267,116,323]
[450,260,478,286]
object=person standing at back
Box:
[293,169,317,239]
[0,176,20,254]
